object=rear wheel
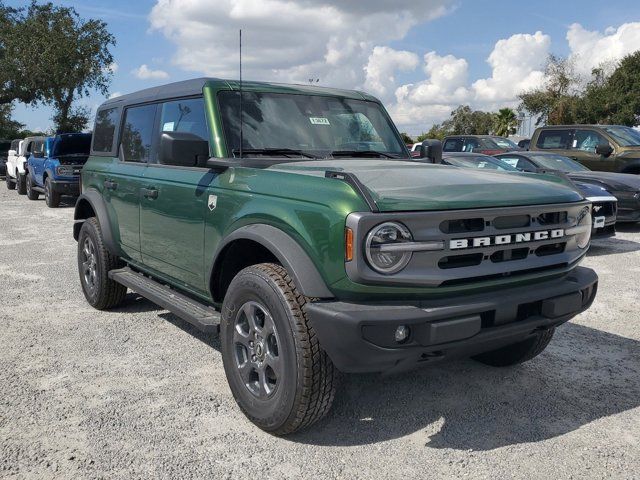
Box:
[5,173,15,190]
[77,217,127,310]
[220,263,338,435]
[26,173,38,200]
[472,328,555,367]
[16,173,27,195]
[44,177,61,208]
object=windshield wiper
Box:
[233,148,319,159]
[328,150,397,159]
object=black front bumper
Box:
[50,179,80,196]
[307,266,598,374]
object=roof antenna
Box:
[239,29,243,159]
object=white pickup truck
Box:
[5,137,44,195]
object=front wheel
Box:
[16,173,26,195]
[5,173,15,190]
[472,328,555,367]
[77,217,127,310]
[26,173,39,200]
[44,177,61,208]
[220,263,338,435]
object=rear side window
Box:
[159,97,209,142]
[120,104,156,163]
[573,130,608,151]
[536,130,571,149]
[443,139,463,152]
[93,107,119,152]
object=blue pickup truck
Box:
[26,133,92,207]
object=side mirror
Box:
[419,139,443,163]
[595,143,613,157]
[159,131,209,167]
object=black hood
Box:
[568,171,640,193]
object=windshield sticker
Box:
[309,117,330,125]
[162,121,175,132]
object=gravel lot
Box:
[1,185,639,479]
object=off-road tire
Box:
[5,173,15,190]
[473,328,555,367]
[16,173,27,195]
[220,263,338,435]
[26,173,39,200]
[44,177,61,208]
[77,217,127,310]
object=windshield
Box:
[218,91,407,158]
[603,126,640,147]
[491,137,518,149]
[52,134,92,156]
[445,155,517,171]
[529,154,589,172]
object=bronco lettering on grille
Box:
[450,229,564,250]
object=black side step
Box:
[109,267,220,333]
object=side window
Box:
[498,156,520,169]
[573,130,608,152]
[443,139,463,152]
[536,130,571,149]
[93,107,119,152]
[462,138,479,152]
[159,97,209,142]
[120,104,156,163]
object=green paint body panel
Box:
[81,79,588,305]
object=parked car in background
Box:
[529,125,640,173]
[0,139,10,177]
[495,151,640,223]
[443,152,618,237]
[442,135,520,155]
[5,139,24,191]
[518,139,530,150]
[12,136,46,195]
[26,133,92,207]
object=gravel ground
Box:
[0,185,639,480]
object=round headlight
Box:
[575,206,592,249]
[365,222,413,274]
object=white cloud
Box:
[107,62,119,74]
[108,91,122,99]
[149,0,453,87]
[131,64,170,80]
[567,22,640,76]
[364,47,419,101]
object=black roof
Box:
[101,78,220,108]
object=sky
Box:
[8,0,640,136]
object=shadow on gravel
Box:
[290,323,640,451]
[587,237,640,256]
[616,222,640,233]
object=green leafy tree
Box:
[23,2,115,132]
[399,132,414,144]
[444,105,494,135]
[0,103,24,138]
[493,108,519,136]
[417,123,449,141]
[518,54,581,125]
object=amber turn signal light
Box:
[345,227,353,262]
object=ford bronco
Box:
[26,133,92,207]
[74,78,598,434]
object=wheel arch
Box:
[209,224,334,303]
[73,190,119,256]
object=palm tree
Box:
[493,108,519,137]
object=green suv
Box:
[530,125,640,173]
[74,78,598,434]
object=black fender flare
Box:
[210,224,334,299]
[73,189,120,256]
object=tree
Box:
[0,103,24,138]
[443,105,494,135]
[417,123,449,141]
[22,2,115,132]
[493,108,519,137]
[518,54,581,125]
[591,51,640,125]
[399,132,414,144]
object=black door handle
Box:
[104,180,118,190]
[142,187,158,199]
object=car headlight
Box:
[56,165,74,176]
[365,222,413,274]
[574,206,592,249]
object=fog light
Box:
[394,325,410,343]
